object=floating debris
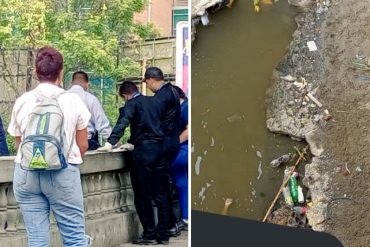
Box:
[195,156,203,175]
[270,154,291,168]
[256,150,262,159]
[226,114,242,123]
[257,161,263,180]
[210,137,215,147]
[199,187,206,198]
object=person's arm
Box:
[107,102,135,145]
[179,125,188,144]
[74,95,91,156]
[90,96,112,139]
[15,136,21,151]
[76,128,88,156]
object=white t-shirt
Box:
[8,83,91,164]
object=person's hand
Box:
[97,142,112,152]
[117,143,134,151]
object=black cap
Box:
[142,66,164,82]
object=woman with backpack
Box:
[8,46,92,246]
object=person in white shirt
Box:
[8,46,92,247]
[68,71,112,150]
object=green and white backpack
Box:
[20,91,68,170]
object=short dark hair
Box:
[144,66,164,81]
[72,71,89,83]
[172,85,187,100]
[35,46,64,82]
[119,81,138,96]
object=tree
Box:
[0,0,159,82]
[0,0,159,152]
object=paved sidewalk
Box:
[119,232,188,247]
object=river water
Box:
[192,0,298,220]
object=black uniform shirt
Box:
[154,83,181,147]
[107,94,164,145]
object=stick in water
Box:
[222,198,233,215]
[262,147,307,222]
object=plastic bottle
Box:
[270,154,291,168]
[298,186,304,203]
[293,206,308,215]
[289,176,299,203]
[282,187,294,207]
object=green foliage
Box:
[0,0,159,150]
[0,0,157,78]
[135,23,161,39]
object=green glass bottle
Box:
[289,176,299,203]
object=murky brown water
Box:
[192,0,298,220]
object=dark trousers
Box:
[130,141,171,241]
[88,131,100,151]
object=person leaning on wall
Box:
[8,46,92,247]
[68,70,112,150]
[98,81,172,245]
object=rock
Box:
[303,157,331,231]
[305,125,324,156]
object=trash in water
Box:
[298,186,304,203]
[210,137,215,147]
[283,187,294,207]
[191,143,195,153]
[289,176,299,203]
[293,206,308,215]
[195,156,202,175]
[307,41,318,51]
[251,188,256,196]
[200,11,210,26]
[257,161,262,180]
[270,154,290,168]
[198,187,206,198]
[206,183,211,188]
[256,150,262,159]
[226,114,242,123]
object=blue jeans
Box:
[171,145,188,220]
[13,163,90,247]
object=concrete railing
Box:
[0,150,140,247]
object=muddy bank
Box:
[267,0,370,246]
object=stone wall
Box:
[0,150,140,247]
[120,38,176,75]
